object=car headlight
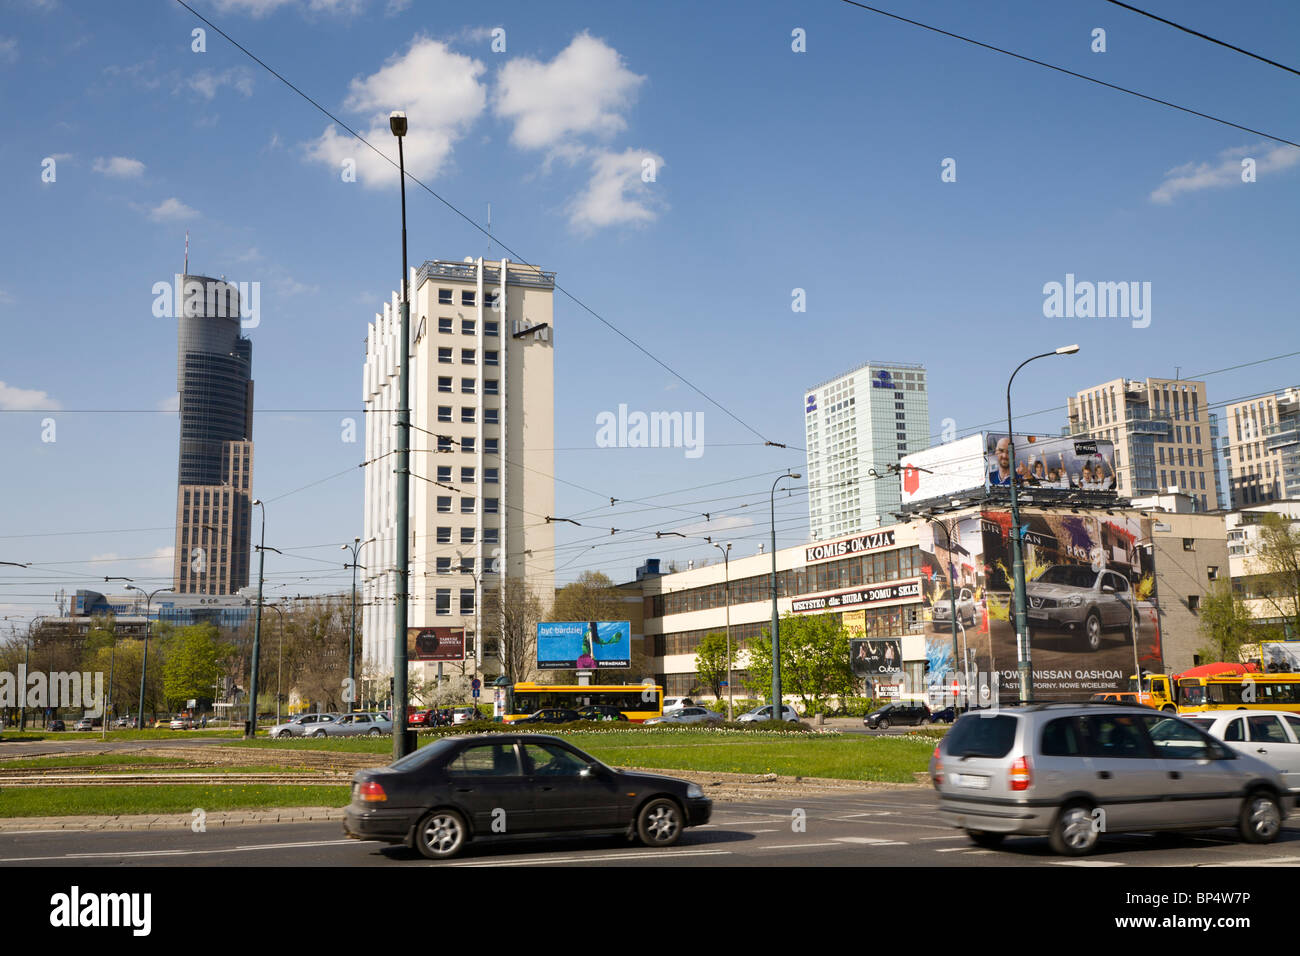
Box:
[1065,595,1084,607]
[686,783,704,799]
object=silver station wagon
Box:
[930,703,1291,855]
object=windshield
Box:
[390,739,458,772]
[1035,566,1097,589]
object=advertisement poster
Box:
[850,638,901,677]
[1260,642,1300,672]
[407,627,465,662]
[978,509,1162,701]
[915,515,987,699]
[842,609,866,639]
[537,621,631,669]
[985,433,1118,494]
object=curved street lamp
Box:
[711,541,733,720]
[769,471,801,720]
[127,584,173,729]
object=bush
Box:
[836,697,878,718]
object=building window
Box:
[483,527,499,544]
[484,291,499,309]
[485,498,499,514]
[485,438,498,455]
[436,465,451,483]
[462,319,475,335]
[462,437,476,454]
[461,291,475,306]
[438,288,452,305]
[437,405,452,423]
[461,497,476,514]
[1188,594,1200,612]
[460,467,475,483]
[437,496,451,513]
[438,377,452,393]
[1207,566,1218,581]
[485,408,499,425]
[1183,538,1195,551]
[438,317,452,334]
[485,468,499,484]
[460,527,475,544]
[485,379,499,395]
[462,378,476,394]
[437,436,454,452]
[485,350,499,366]
[435,589,450,615]
[461,407,475,423]
[485,321,499,337]
[437,527,451,544]
[436,557,451,574]
[460,589,475,615]
[460,558,475,574]
[438,347,452,364]
[462,349,476,365]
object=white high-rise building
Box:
[803,361,929,539]
[362,257,555,692]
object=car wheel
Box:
[1049,803,1099,856]
[368,728,381,736]
[966,829,1005,848]
[636,798,683,848]
[920,717,931,726]
[1161,705,1176,713]
[415,809,468,860]
[1239,791,1281,844]
[312,730,327,738]
[877,718,890,730]
[1083,611,1103,651]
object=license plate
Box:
[954,773,990,789]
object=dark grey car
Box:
[929,704,1290,856]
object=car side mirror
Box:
[1101,585,1115,594]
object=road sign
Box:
[471,678,481,690]
[472,689,480,699]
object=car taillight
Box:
[358,781,387,803]
[1009,755,1032,791]
[931,744,943,785]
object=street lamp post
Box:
[342,537,369,714]
[127,585,173,729]
[769,471,800,720]
[1006,344,1079,704]
[263,602,286,726]
[102,576,133,738]
[391,109,412,760]
[711,542,733,720]
[246,499,280,738]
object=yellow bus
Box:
[1174,672,1300,714]
[504,683,663,723]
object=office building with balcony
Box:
[1222,388,1300,508]
[804,361,929,540]
[171,275,254,595]
[362,257,555,687]
[1067,377,1218,511]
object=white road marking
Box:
[920,834,967,841]
[833,837,906,846]
[1051,859,1125,867]
[443,848,733,867]
[759,842,842,850]
[0,838,369,864]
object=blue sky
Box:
[1,0,1297,623]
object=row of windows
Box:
[437,406,499,425]
[436,497,499,514]
[647,546,922,618]
[435,526,498,544]
[434,466,499,484]
[432,589,477,615]
[437,289,498,309]
[434,557,483,574]
[437,348,499,366]
[436,317,499,337]
[653,605,924,658]
[436,436,499,454]
[437,377,498,395]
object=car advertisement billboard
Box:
[850,638,902,677]
[537,621,631,670]
[973,509,1161,701]
[985,433,1117,494]
[407,627,465,662]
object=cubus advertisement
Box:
[850,638,902,677]
[407,627,465,662]
[914,509,1162,702]
[899,433,1118,506]
[537,621,631,670]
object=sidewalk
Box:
[0,806,342,832]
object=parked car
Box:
[169,716,194,730]
[48,720,65,732]
[343,733,712,859]
[929,707,958,724]
[575,705,629,722]
[452,708,479,725]
[930,704,1288,855]
[864,702,933,729]
[113,716,136,729]
[931,588,978,630]
[662,697,694,714]
[268,713,339,739]
[513,708,582,725]
[644,706,724,726]
[1182,710,1300,792]
[310,713,393,737]
[1024,565,1135,652]
[408,710,434,728]
[736,704,800,723]
[73,717,95,732]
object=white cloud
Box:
[494,32,644,151]
[0,288,13,306]
[568,147,665,231]
[274,275,318,296]
[149,197,198,222]
[1151,142,1300,204]
[0,36,17,64]
[92,156,145,178]
[90,546,175,579]
[304,36,487,188]
[212,0,367,15]
[187,67,255,100]
[0,381,60,411]
[157,394,180,412]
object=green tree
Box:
[1194,581,1259,665]
[741,614,853,713]
[1255,512,1300,640]
[161,623,232,710]
[694,631,732,698]
[547,571,648,681]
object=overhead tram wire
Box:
[837,0,1300,149]
[170,0,778,447]
[1100,0,1300,79]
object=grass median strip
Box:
[0,785,351,817]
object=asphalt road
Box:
[4,790,1299,868]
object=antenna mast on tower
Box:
[184,231,189,276]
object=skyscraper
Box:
[171,274,254,595]
[803,361,929,538]
[362,257,555,688]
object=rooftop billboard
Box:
[537,621,631,670]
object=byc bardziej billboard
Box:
[915,510,1162,701]
[537,621,631,670]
